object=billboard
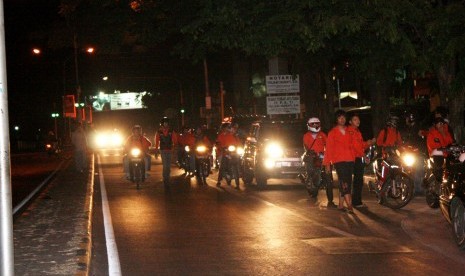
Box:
[90,92,147,111]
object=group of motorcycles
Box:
[299,141,465,249]
[178,143,244,187]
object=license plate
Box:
[279,162,291,167]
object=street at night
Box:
[88,154,465,275]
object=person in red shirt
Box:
[323,110,355,213]
[347,114,376,208]
[123,125,152,179]
[215,123,242,187]
[179,126,196,175]
[155,117,178,188]
[302,117,335,207]
[376,115,403,156]
[427,117,454,182]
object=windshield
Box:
[259,122,304,148]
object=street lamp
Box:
[51,113,59,138]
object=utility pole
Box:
[0,1,15,274]
[220,81,225,120]
[204,58,211,128]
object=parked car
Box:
[242,118,306,186]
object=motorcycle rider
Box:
[123,125,152,179]
[301,117,335,208]
[347,114,376,208]
[155,117,178,188]
[400,111,427,194]
[178,126,196,175]
[215,123,242,188]
[376,114,403,157]
[427,117,454,182]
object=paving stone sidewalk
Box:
[13,155,94,276]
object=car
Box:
[241,118,306,186]
[91,128,125,154]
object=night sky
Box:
[4,0,63,138]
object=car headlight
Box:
[228,145,236,152]
[402,153,416,167]
[95,133,108,147]
[265,143,283,158]
[130,148,141,157]
[236,147,245,156]
[185,145,190,152]
[110,133,123,147]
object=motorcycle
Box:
[182,145,195,175]
[128,147,145,189]
[45,141,60,157]
[367,145,415,209]
[218,145,244,188]
[298,150,331,198]
[436,144,465,249]
[191,143,211,185]
[423,154,442,208]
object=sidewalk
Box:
[13,154,94,276]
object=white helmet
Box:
[307,117,321,132]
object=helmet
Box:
[307,117,321,132]
[386,114,399,128]
[405,112,415,124]
[160,117,170,126]
[132,125,142,134]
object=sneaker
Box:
[327,202,337,208]
[346,208,354,214]
[354,203,367,208]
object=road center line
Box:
[97,155,122,275]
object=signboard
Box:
[63,95,76,118]
[90,92,147,111]
[265,75,300,94]
[266,95,300,114]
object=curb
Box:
[75,153,95,276]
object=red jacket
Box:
[426,127,453,156]
[179,132,196,147]
[376,127,402,148]
[216,132,241,155]
[124,134,151,153]
[347,125,368,158]
[303,131,326,154]
[323,126,355,165]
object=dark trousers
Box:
[352,157,364,205]
[334,161,354,196]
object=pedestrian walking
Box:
[155,117,178,188]
[71,122,88,173]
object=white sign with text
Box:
[265,74,300,94]
[266,95,300,114]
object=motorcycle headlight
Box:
[185,145,190,152]
[402,153,416,167]
[130,148,141,157]
[265,143,283,158]
[228,145,236,152]
[196,145,207,153]
[236,147,245,156]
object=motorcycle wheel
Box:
[425,190,440,208]
[381,173,414,209]
[450,197,465,250]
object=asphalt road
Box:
[90,153,465,275]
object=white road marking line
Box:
[97,155,122,275]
